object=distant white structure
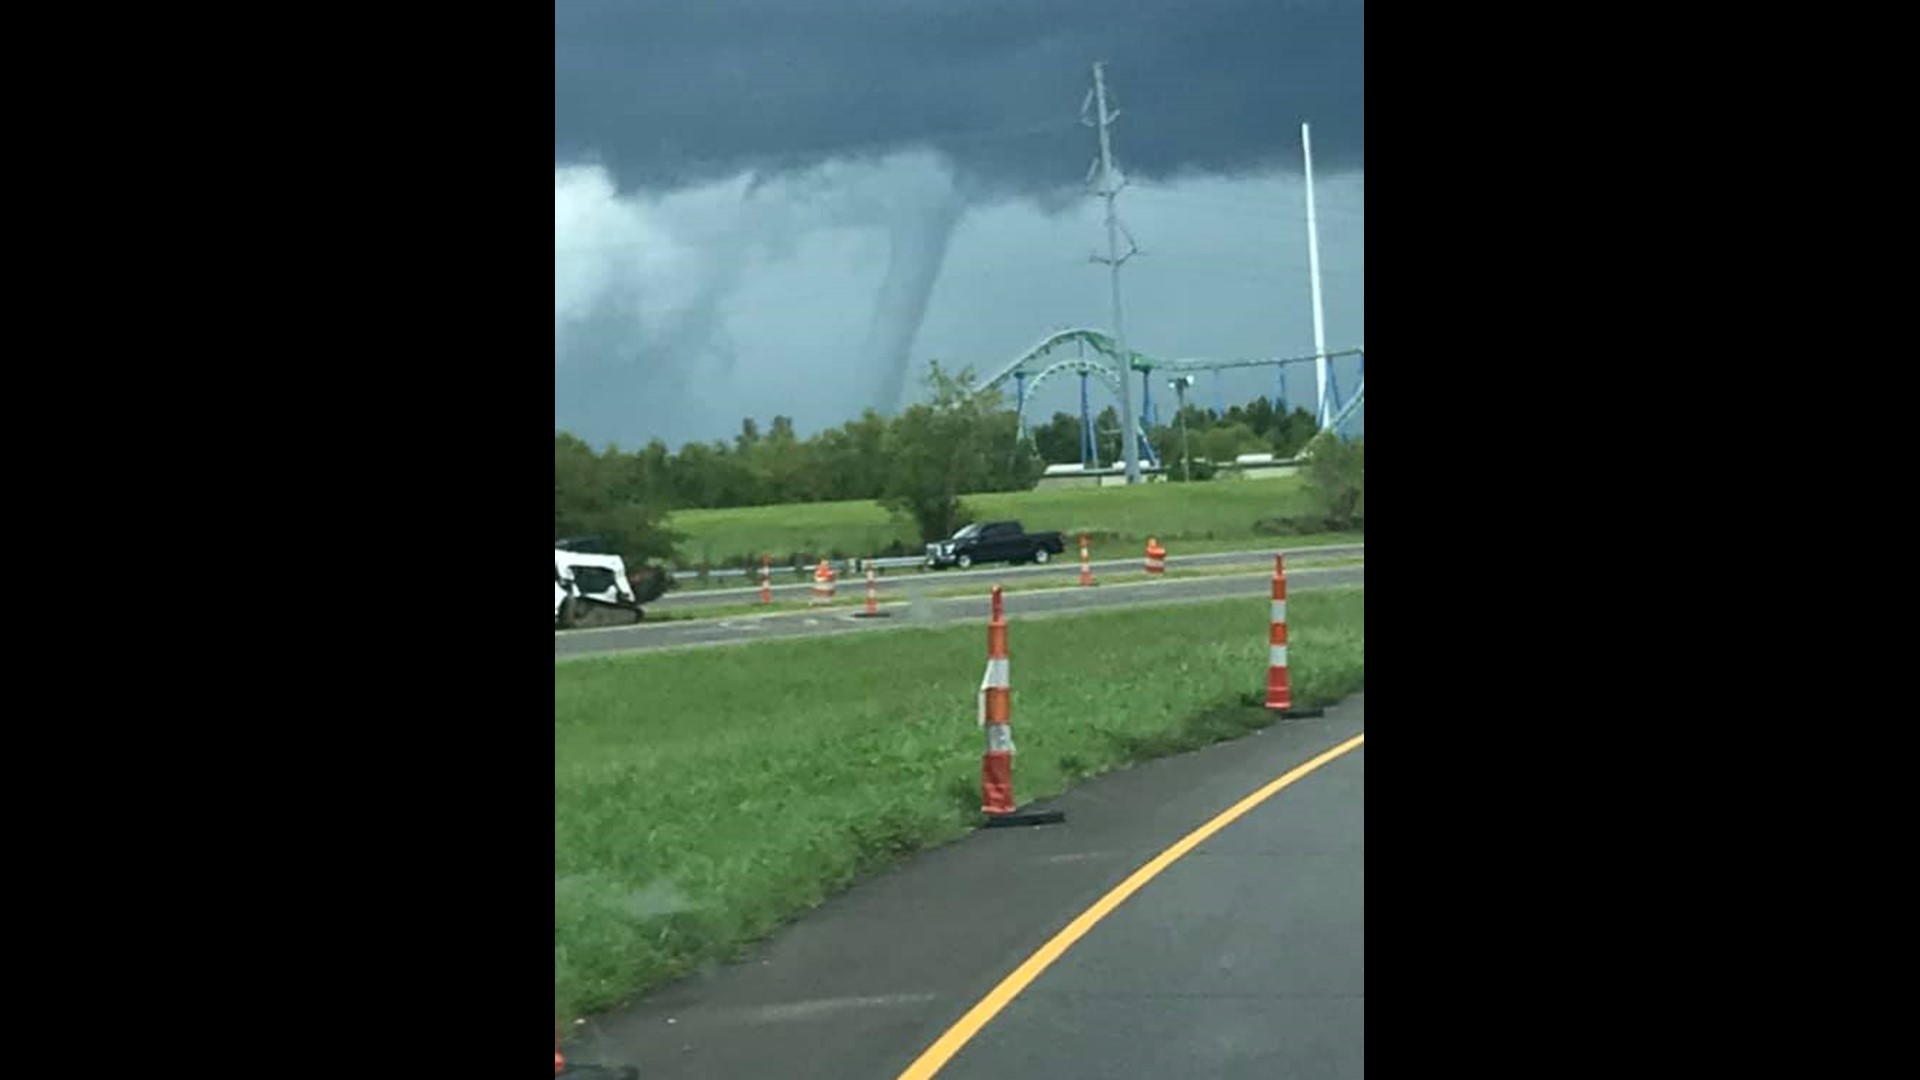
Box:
[1033,462,1165,490]
[1222,451,1302,481]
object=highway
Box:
[559,696,1366,1077]
[555,563,1363,660]
[649,542,1364,610]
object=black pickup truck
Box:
[924,520,1067,570]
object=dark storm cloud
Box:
[555,0,1363,197]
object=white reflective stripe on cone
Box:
[1270,645,1288,667]
[1271,600,1287,623]
[985,723,1015,754]
[982,657,1009,688]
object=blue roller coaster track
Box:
[976,327,1363,468]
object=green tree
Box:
[1302,432,1364,528]
[554,433,683,587]
[1094,405,1122,465]
[669,441,723,508]
[1241,395,1277,438]
[1270,407,1319,458]
[1194,421,1267,465]
[1031,411,1083,465]
[754,414,814,504]
[842,409,890,499]
[974,407,1044,492]
[879,361,1004,542]
[628,439,675,509]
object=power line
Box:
[1126,182,1364,220]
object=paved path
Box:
[556,564,1362,660]
[560,696,1365,1077]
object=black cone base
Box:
[981,805,1066,828]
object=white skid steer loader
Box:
[554,548,645,630]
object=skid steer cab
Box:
[555,548,645,630]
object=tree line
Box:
[1028,393,1322,480]
[556,361,1348,570]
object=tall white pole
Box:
[1303,122,1330,430]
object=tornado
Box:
[854,179,968,412]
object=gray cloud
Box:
[554,1,1362,451]
[555,0,1362,199]
[555,159,1363,450]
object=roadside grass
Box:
[555,587,1363,1021]
[663,476,1349,572]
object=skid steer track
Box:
[556,597,645,631]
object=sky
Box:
[554,0,1364,452]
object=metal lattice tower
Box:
[1083,62,1144,484]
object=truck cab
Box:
[924,520,1065,569]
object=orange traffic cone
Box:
[1266,554,1291,711]
[1264,553,1324,719]
[977,586,1064,828]
[853,561,890,618]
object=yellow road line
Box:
[896,731,1365,1079]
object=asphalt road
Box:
[651,543,1365,610]
[559,695,1366,1078]
[935,743,1363,1079]
[555,563,1363,660]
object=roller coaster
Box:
[976,327,1364,468]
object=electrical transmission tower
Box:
[1083,61,1143,484]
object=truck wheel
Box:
[957,554,973,569]
[1033,548,1050,564]
[557,596,580,630]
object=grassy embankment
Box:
[664,474,1358,583]
[555,587,1364,1020]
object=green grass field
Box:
[554,587,1364,1021]
[665,475,1341,570]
